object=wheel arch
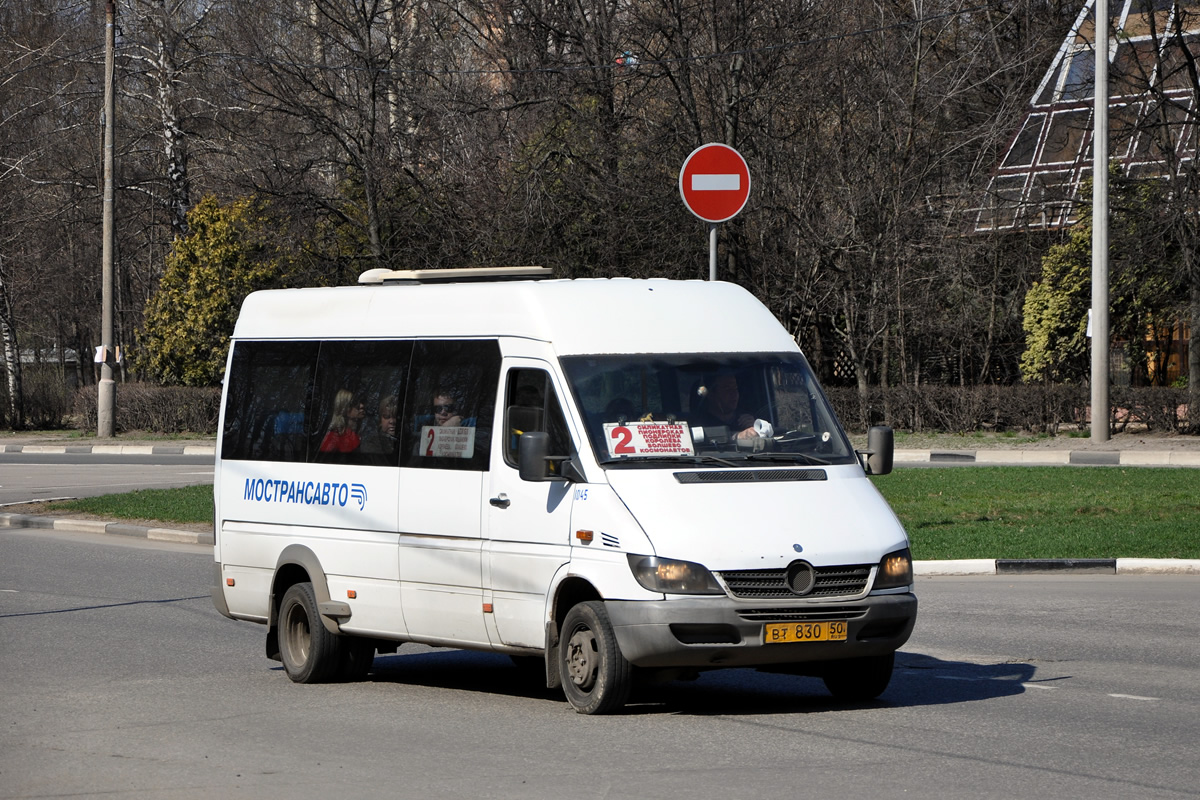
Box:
[269,544,339,636]
[538,573,603,691]
[551,576,602,635]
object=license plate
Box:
[764,620,848,644]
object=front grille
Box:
[720,565,872,599]
[736,606,869,623]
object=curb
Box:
[895,449,1200,467]
[3,512,1196,574]
[0,512,213,546]
[915,558,1200,575]
[1,444,216,455]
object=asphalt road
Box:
[1,526,1197,799]
[0,453,214,505]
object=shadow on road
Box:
[340,647,1042,715]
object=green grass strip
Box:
[27,467,1200,560]
[42,484,213,525]
[873,467,1200,560]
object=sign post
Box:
[679,143,751,280]
[1091,0,1110,442]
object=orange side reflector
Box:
[482,603,494,613]
[347,590,357,599]
[576,529,594,542]
[225,578,235,587]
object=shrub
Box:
[0,366,76,430]
[73,383,221,434]
[826,384,1188,435]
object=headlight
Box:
[873,547,913,590]
[627,555,724,595]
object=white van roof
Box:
[231,277,799,356]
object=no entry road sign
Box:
[679,143,751,223]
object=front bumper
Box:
[605,591,917,669]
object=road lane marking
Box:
[1108,693,1158,701]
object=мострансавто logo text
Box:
[244,478,368,511]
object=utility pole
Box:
[1091,0,1110,443]
[98,0,116,437]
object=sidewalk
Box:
[0,436,215,455]
[3,431,1199,573]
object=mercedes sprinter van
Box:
[211,268,916,714]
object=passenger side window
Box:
[503,368,571,468]
[400,340,500,471]
[221,341,319,463]
[310,340,413,467]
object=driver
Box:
[695,373,757,440]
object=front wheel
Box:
[822,652,895,701]
[278,582,342,683]
[558,601,632,715]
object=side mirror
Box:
[518,431,551,481]
[518,431,583,483]
[864,425,894,476]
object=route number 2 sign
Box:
[603,421,695,458]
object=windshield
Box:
[560,353,856,467]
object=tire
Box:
[278,582,342,683]
[822,652,895,701]
[336,636,376,682]
[558,601,632,715]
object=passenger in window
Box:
[320,389,365,453]
[360,394,398,457]
[433,391,465,427]
[694,373,756,440]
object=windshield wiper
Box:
[738,452,833,466]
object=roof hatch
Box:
[357,266,552,285]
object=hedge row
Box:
[825,384,1192,434]
[2,381,1193,436]
[72,384,221,435]
[5,369,77,430]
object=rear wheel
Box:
[278,582,341,683]
[558,601,632,715]
[822,652,894,701]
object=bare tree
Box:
[119,0,226,238]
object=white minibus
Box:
[211,268,916,714]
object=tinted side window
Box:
[503,368,570,467]
[400,340,500,471]
[310,340,413,467]
[221,341,319,462]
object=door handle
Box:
[490,493,511,509]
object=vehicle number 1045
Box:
[764,620,848,644]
